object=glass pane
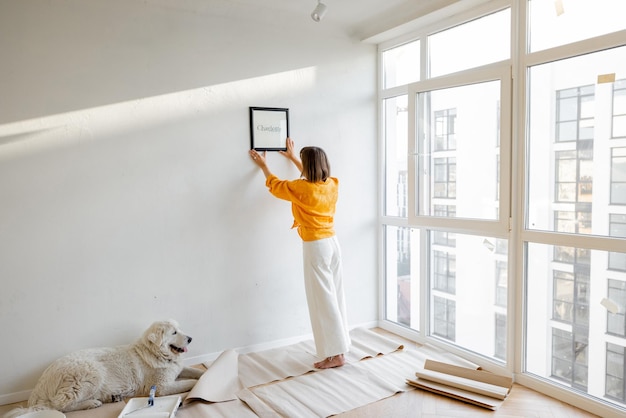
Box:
[606,343,625,400]
[417,81,501,220]
[614,80,626,138]
[526,243,626,406]
[614,115,626,137]
[615,82,626,113]
[527,46,626,235]
[384,95,408,217]
[612,148,626,205]
[430,232,508,361]
[383,40,420,89]
[529,0,626,53]
[607,278,625,335]
[384,226,420,329]
[429,9,510,77]
[609,214,626,272]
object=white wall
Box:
[0,0,378,401]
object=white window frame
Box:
[407,63,512,237]
[377,1,626,416]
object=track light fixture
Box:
[311,1,327,22]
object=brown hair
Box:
[300,146,331,182]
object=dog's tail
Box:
[3,405,52,418]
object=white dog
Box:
[4,320,204,418]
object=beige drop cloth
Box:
[237,344,478,417]
[65,328,475,418]
[235,327,404,388]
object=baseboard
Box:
[184,321,378,366]
[0,389,30,407]
[183,332,316,366]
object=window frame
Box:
[407,63,513,237]
[377,1,626,416]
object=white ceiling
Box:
[140,0,465,40]
[265,0,461,38]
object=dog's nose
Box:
[187,336,192,343]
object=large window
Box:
[379,1,626,415]
[381,7,511,363]
[413,78,506,223]
[525,32,626,410]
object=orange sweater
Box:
[265,174,338,241]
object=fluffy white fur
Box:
[4,320,204,418]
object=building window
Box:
[607,279,626,337]
[432,251,455,294]
[551,328,589,390]
[609,214,626,271]
[556,85,595,143]
[433,295,455,341]
[555,150,594,203]
[434,109,457,151]
[554,246,591,265]
[613,79,626,138]
[611,148,626,205]
[606,343,626,401]
[495,313,506,360]
[554,207,592,234]
[495,260,507,307]
[432,206,456,246]
[552,269,590,326]
[433,157,456,199]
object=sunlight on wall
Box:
[0,66,317,156]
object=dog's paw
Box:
[84,400,102,409]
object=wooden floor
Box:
[335,382,598,417]
[0,387,599,418]
[333,329,598,418]
[0,329,599,418]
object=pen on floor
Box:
[148,385,156,406]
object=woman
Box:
[249,137,350,369]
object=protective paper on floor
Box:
[237,346,479,417]
[66,402,124,418]
[236,327,404,388]
[177,398,259,418]
[238,350,421,418]
[240,363,402,418]
[184,349,242,404]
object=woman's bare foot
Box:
[314,354,345,369]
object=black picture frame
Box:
[249,107,290,151]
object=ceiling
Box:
[278,0,462,39]
[141,0,467,41]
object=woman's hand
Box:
[249,149,273,178]
[279,137,298,161]
[279,137,303,172]
[249,149,267,167]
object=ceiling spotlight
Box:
[311,1,327,22]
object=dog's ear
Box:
[147,331,161,345]
[147,323,165,345]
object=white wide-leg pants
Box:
[302,236,351,358]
